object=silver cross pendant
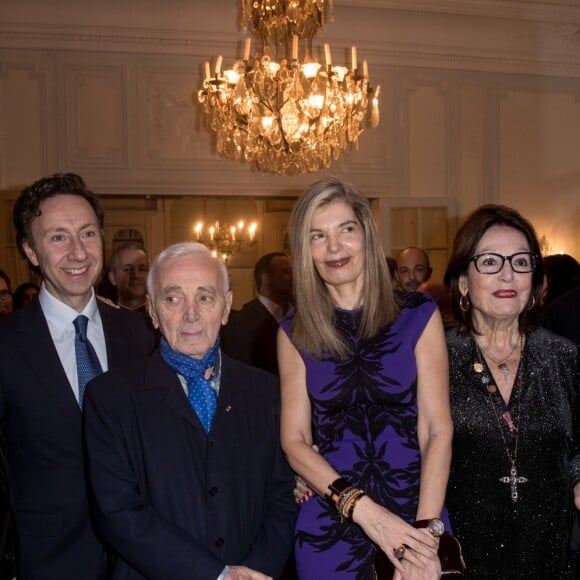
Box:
[499,463,528,502]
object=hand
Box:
[225,565,272,579]
[96,295,120,308]
[393,549,441,580]
[293,444,319,504]
[353,497,438,574]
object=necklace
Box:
[473,339,528,502]
[477,335,522,381]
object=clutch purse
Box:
[373,532,466,579]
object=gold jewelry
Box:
[459,294,470,312]
[346,490,366,521]
[526,294,536,310]
[394,544,407,560]
[338,488,366,521]
[324,477,351,507]
[477,335,522,382]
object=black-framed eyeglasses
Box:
[0,289,11,299]
[470,252,537,274]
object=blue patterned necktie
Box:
[73,315,103,409]
[160,338,218,434]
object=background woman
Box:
[278,178,453,579]
[444,204,580,578]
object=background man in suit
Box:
[394,246,433,292]
[107,242,150,311]
[84,243,296,580]
[0,173,154,579]
[0,270,13,319]
[221,252,292,375]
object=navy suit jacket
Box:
[84,351,297,580]
[0,299,154,580]
[221,299,281,375]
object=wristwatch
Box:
[414,518,445,537]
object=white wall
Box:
[1,0,579,271]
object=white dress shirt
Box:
[38,284,108,404]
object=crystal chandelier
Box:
[197,0,380,175]
[193,220,258,262]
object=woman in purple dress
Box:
[278,178,453,579]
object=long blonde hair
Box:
[289,177,399,359]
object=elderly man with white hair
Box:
[84,242,297,580]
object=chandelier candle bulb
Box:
[292,35,299,60]
[215,55,223,75]
[324,43,332,66]
[204,62,211,81]
[363,59,368,78]
[351,46,357,71]
[243,37,252,61]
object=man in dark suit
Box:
[221,252,292,375]
[84,242,296,579]
[107,242,150,312]
[0,173,154,580]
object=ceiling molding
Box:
[335,0,580,24]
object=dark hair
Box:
[542,254,580,306]
[0,269,11,291]
[444,204,544,334]
[13,173,104,260]
[253,252,289,291]
[13,282,40,309]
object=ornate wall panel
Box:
[64,62,129,167]
[0,55,54,188]
[139,66,202,167]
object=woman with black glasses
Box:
[444,204,579,578]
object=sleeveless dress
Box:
[280,292,449,580]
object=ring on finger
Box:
[393,544,407,560]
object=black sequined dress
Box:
[446,328,580,579]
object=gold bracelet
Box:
[346,490,366,521]
[339,488,366,521]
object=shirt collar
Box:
[258,294,285,323]
[39,283,100,335]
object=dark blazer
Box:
[543,286,580,345]
[0,299,154,580]
[84,351,297,580]
[221,299,281,375]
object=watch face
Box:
[429,518,445,537]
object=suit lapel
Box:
[145,353,205,431]
[14,301,81,428]
[98,302,130,369]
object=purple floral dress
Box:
[280,292,449,579]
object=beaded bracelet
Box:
[340,488,367,521]
[337,487,361,515]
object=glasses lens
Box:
[511,252,535,273]
[0,289,10,299]
[474,254,504,274]
[474,252,535,274]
